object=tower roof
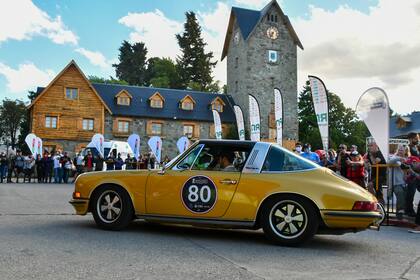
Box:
[221,0,303,61]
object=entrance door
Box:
[146,142,251,218]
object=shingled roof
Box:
[390,111,420,138]
[221,0,303,60]
[37,84,236,123]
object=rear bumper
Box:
[69,198,89,215]
[320,210,382,229]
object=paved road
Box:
[0,183,419,280]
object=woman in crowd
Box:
[346,151,365,188]
[388,145,410,219]
[23,154,35,183]
[83,151,94,172]
[35,154,44,183]
[42,152,53,183]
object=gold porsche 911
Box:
[70,140,382,245]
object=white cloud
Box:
[234,0,271,9]
[293,0,420,114]
[118,9,183,59]
[75,48,112,69]
[0,62,55,94]
[0,0,78,45]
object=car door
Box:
[145,142,250,218]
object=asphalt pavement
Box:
[0,183,419,280]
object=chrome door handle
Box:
[219,179,237,185]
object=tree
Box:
[145,57,181,88]
[112,40,148,86]
[88,75,128,85]
[0,99,27,150]
[176,12,217,91]
[298,80,369,152]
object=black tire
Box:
[91,185,134,230]
[261,195,319,246]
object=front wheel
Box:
[91,185,133,230]
[261,196,319,246]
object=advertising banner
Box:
[309,76,329,151]
[274,88,283,146]
[233,105,245,141]
[127,134,140,159]
[176,136,190,154]
[148,136,162,163]
[91,133,105,157]
[249,95,261,141]
[212,109,222,140]
[36,137,43,157]
[25,133,37,156]
[356,87,390,161]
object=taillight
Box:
[352,201,377,211]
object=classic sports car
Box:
[70,140,382,245]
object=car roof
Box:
[197,139,257,149]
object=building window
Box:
[117,96,130,106]
[181,100,194,110]
[271,15,274,22]
[150,99,163,108]
[275,15,278,22]
[151,123,162,135]
[235,81,238,92]
[82,119,94,131]
[183,125,194,138]
[65,88,78,100]
[235,57,239,68]
[118,120,130,133]
[45,116,57,129]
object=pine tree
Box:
[113,40,148,86]
[176,12,216,91]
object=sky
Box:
[0,0,419,114]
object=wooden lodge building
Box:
[28,60,236,158]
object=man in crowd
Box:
[294,142,302,155]
[42,152,53,183]
[23,154,35,183]
[73,151,84,182]
[60,152,72,183]
[365,142,386,204]
[0,152,7,183]
[336,144,349,178]
[14,150,25,183]
[300,143,320,164]
[53,151,62,183]
[95,154,104,172]
[114,153,124,170]
[408,132,419,157]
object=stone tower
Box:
[222,0,303,142]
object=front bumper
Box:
[69,198,89,215]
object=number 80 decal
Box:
[181,176,217,213]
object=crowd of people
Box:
[294,132,420,232]
[0,149,172,184]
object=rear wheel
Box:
[261,196,319,246]
[92,185,133,230]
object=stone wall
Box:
[227,5,299,141]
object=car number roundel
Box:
[181,176,217,213]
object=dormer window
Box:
[180,95,196,111]
[211,97,226,113]
[115,90,132,106]
[149,92,165,108]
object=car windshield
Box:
[262,144,319,172]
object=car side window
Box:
[175,144,203,170]
[192,144,250,172]
[262,145,317,172]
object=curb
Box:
[384,218,416,228]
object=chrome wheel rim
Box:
[97,190,122,224]
[269,200,308,239]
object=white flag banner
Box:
[176,136,190,154]
[148,136,162,163]
[249,95,261,141]
[25,133,38,156]
[356,87,390,162]
[91,133,105,157]
[309,76,329,151]
[36,137,43,157]
[274,88,283,146]
[233,105,245,141]
[127,134,140,159]
[212,109,223,140]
